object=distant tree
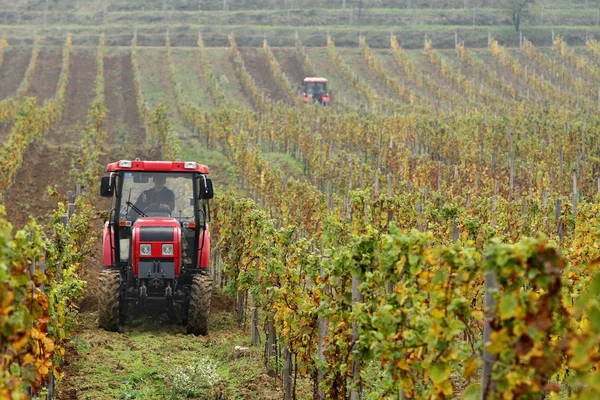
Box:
[358,0,363,21]
[507,0,536,32]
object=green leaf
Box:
[430,363,451,384]
[587,305,600,333]
[498,294,518,320]
[10,362,20,376]
[588,371,600,391]
[463,383,481,400]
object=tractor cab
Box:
[98,159,214,335]
[303,77,330,106]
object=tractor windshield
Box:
[120,172,196,223]
[305,82,327,94]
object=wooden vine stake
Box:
[481,269,499,399]
[572,171,578,215]
[264,316,276,376]
[350,275,363,400]
[250,292,259,346]
[283,342,293,400]
[317,264,328,399]
[556,199,563,241]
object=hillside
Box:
[0,0,599,47]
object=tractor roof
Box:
[106,160,209,174]
[304,77,328,83]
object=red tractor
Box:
[303,77,330,106]
[98,159,214,335]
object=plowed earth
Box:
[240,47,287,103]
[26,48,62,104]
[103,52,146,148]
[0,47,30,99]
[273,48,306,93]
[4,49,98,230]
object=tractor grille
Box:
[138,259,175,279]
[140,226,174,242]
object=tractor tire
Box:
[98,269,121,332]
[187,275,213,336]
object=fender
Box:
[102,221,114,267]
[199,225,211,269]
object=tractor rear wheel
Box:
[186,275,213,335]
[98,269,121,332]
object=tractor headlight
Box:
[140,244,151,256]
[162,244,174,256]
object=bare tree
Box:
[508,0,536,32]
[358,0,364,21]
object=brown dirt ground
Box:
[26,48,62,104]
[60,50,97,129]
[3,49,99,230]
[240,48,287,103]
[0,121,13,141]
[103,52,146,147]
[0,47,30,99]
[102,54,121,147]
[273,48,306,93]
[119,51,146,144]
[3,144,76,230]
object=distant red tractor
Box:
[98,159,214,335]
[303,77,330,106]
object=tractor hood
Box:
[131,217,183,278]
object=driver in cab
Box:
[134,175,175,214]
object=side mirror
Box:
[100,176,115,197]
[199,177,214,200]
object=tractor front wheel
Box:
[186,275,213,335]
[98,269,122,332]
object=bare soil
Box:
[3,49,100,230]
[60,50,97,129]
[119,51,146,143]
[102,54,121,147]
[240,48,287,103]
[4,144,76,230]
[273,48,306,92]
[26,48,62,104]
[0,47,30,99]
[0,121,13,141]
[103,52,146,148]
